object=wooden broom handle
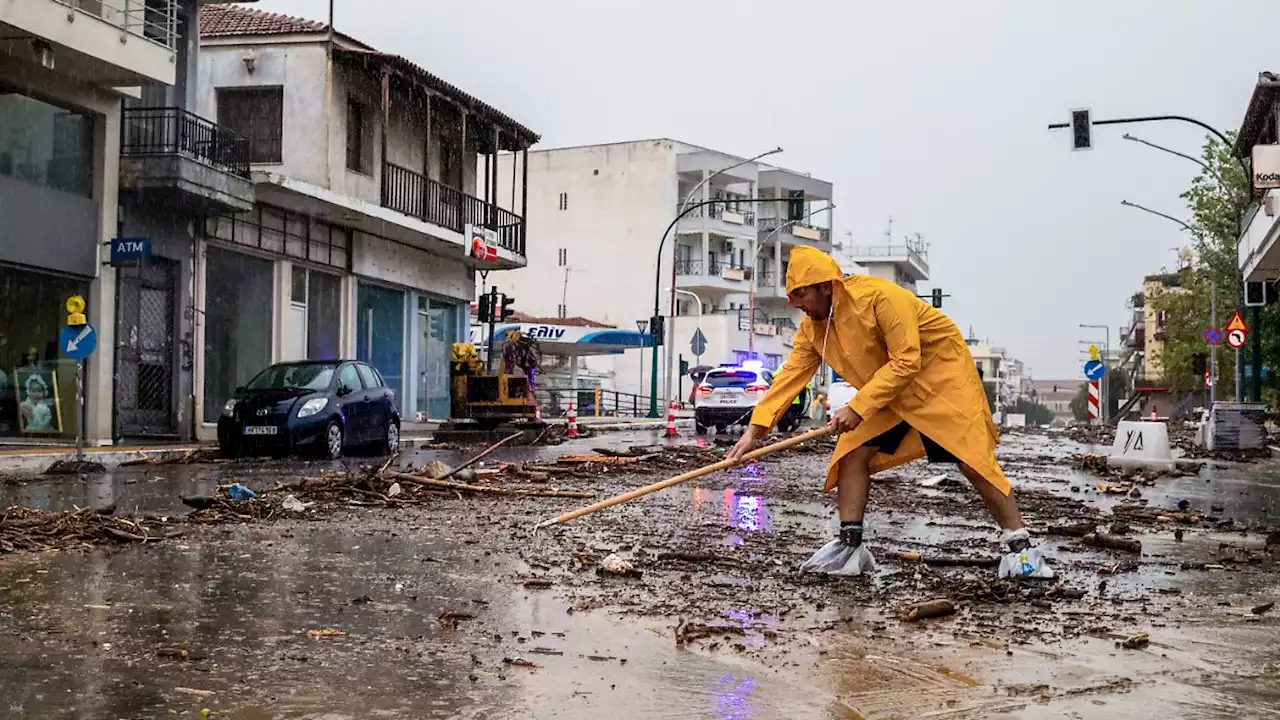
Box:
[535,426,833,529]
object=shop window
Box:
[216,87,283,164]
[0,89,93,197]
[202,247,274,422]
[306,270,342,361]
[0,264,89,438]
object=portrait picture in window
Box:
[14,369,62,434]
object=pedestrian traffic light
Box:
[477,294,493,323]
[1071,109,1092,151]
[931,288,943,309]
[499,294,516,323]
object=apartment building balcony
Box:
[675,202,757,240]
[1,0,180,86]
[753,267,787,300]
[382,161,526,264]
[120,107,255,212]
[758,216,833,251]
[846,243,930,282]
[675,257,752,294]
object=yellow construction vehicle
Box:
[450,342,537,425]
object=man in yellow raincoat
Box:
[726,246,1049,579]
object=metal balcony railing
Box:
[121,107,250,177]
[381,162,525,255]
[56,0,180,49]
[757,217,833,243]
[679,203,756,226]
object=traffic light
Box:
[649,314,665,346]
[679,358,689,375]
[477,294,493,323]
[1071,109,1092,151]
[1191,352,1207,376]
[499,294,516,323]
[931,288,943,309]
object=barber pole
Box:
[664,399,678,438]
[566,403,579,438]
[1087,381,1100,423]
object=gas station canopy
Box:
[475,322,653,356]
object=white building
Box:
[0,0,185,443]
[966,337,1034,415]
[485,139,833,403]
[186,4,536,432]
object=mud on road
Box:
[2,427,1279,718]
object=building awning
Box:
[472,322,652,356]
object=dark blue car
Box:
[217,360,400,459]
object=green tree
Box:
[1150,132,1249,392]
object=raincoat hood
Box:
[785,246,844,294]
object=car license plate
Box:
[718,397,739,405]
[243,426,278,436]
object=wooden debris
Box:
[1120,633,1149,649]
[894,552,999,568]
[523,578,554,589]
[1252,602,1274,615]
[556,453,658,465]
[306,628,346,638]
[1082,532,1142,554]
[437,611,476,631]
[385,471,594,498]
[503,657,538,668]
[900,599,956,622]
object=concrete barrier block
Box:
[1006,413,1027,428]
[1107,421,1175,471]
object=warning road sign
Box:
[1226,310,1248,334]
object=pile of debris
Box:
[1066,424,1116,446]
[0,506,182,553]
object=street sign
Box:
[60,323,97,361]
[1083,360,1106,381]
[690,328,707,357]
[1227,328,1247,350]
[1202,327,1222,346]
[1226,310,1248,334]
[109,236,151,265]
[1205,372,1213,389]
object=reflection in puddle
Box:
[712,673,761,719]
[723,489,770,534]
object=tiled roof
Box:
[200,4,328,37]
[199,4,538,145]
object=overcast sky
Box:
[254,0,1273,378]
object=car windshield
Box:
[705,370,761,388]
[246,363,336,391]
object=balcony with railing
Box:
[119,106,255,211]
[675,202,757,237]
[845,243,930,282]
[381,161,525,257]
[7,0,182,85]
[675,255,753,293]
[757,216,833,248]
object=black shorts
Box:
[864,422,960,464]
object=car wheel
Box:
[218,440,238,459]
[320,419,344,460]
[384,419,400,454]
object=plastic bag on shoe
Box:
[997,529,1054,580]
[799,540,877,576]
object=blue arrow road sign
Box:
[1083,360,1105,381]
[60,323,97,361]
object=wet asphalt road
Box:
[2,427,1279,719]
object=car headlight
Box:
[297,397,329,418]
[221,399,237,417]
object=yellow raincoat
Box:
[749,247,1009,495]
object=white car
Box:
[693,362,806,434]
[826,370,857,416]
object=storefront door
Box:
[357,282,404,409]
[416,298,457,420]
[113,258,177,437]
[202,247,274,423]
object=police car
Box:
[693,361,805,435]
[827,369,857,416]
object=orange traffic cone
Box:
[534,403,544,424]
[664,399,678,438]
[1150,405,1157,421]
[566,403,579,438]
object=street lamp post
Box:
[649,196,798,417]
[1120,200,1218,403]
[1050,112,1255,402]
[1080,324,1110,422]
[662,147,783,409]
[747,204,836,353]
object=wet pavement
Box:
[3,426,1279,718]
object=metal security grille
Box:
[114,258,177,437]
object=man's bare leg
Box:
[959,463,1024,530]
[836,445,878,522]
